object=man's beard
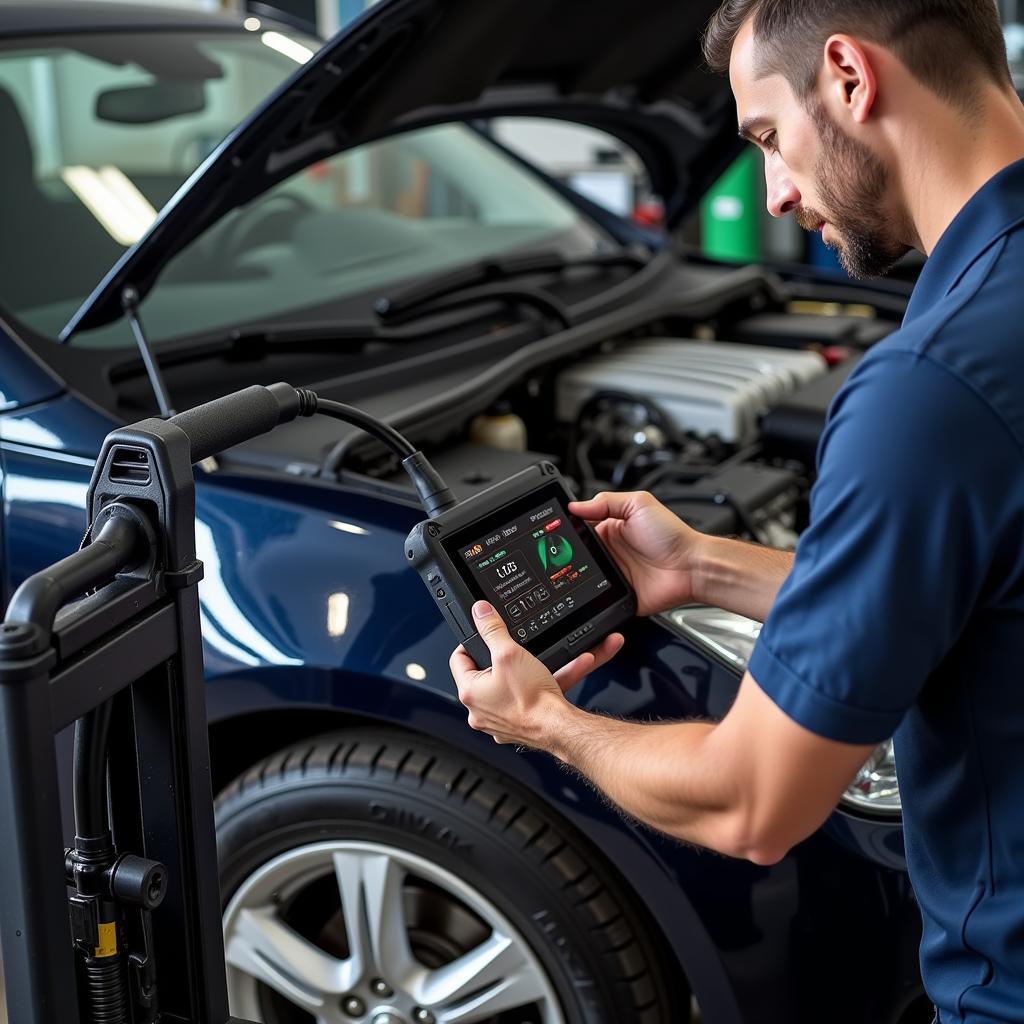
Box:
[795,100,910,279]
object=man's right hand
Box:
[569,491,705,616]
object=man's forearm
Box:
[692,535,795,622]
[543,702,752,859]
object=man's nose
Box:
[766,169,801,218]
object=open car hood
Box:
[61,0,740,338]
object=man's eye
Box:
[761,131,779,153]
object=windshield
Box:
[0,27,314,338]
[69,123,608,349]
[0,31,610,349]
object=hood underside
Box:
[62,0,739,338]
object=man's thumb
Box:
[472,601,514,652]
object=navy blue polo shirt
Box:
[749,158,1024,1024]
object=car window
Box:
[0,29,315,335]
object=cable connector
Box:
[401,452,457,517]
[294,387,319,418]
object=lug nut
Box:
[370,978,394,998]
[413,1009,436,1024]
[342,994,367,1017]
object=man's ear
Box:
[820,33,878,125]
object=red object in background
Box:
[307,161,330,180]
[822,345,852,367]
[544,519,562,533]
[632,200,665,228]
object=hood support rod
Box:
[122,286,175,418]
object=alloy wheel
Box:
[223,840,566,1024]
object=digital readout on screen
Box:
[460,499,611,642]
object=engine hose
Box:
[81,953,129,1024]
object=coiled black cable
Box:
[82,954,129,1023]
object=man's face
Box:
[729,20,911,278]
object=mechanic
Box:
[449,2,1024,1021]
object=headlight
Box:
[661,605,761,673]
[841,738,901,816]
[660,606,901,817]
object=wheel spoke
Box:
[333,849,415,986]
[225,906,354,1012]
[418,932,550,1024]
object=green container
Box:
[700,150,761,262]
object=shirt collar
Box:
[904,157,1024,326]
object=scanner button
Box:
[517,627,528,640]
[428,573,441,585]
[435,588,446,599]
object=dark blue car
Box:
[0,2,927,1022]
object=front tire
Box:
[215,728,685,1024]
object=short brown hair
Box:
[703,0,1012,107]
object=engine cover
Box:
[556,339,827,445]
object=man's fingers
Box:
[588,632,625,672]
[569,492,649,523]
[553,651,596,692]
[450,645,479,679]
[472,601,518,657]
[552,633,625,692]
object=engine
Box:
[378,326,872,550]
[556,339,827,446]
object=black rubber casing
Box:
[406,462,636,671]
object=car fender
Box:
[205,661,746,1023]
[193,474,752,1018]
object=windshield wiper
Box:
[375,282,574,331]
[106,320,393,384]
[373,249,650,323]
[107,302,541,383]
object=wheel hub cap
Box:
[222,840,564,1024]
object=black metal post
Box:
[0,622,80,1024]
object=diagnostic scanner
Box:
[406,462,636,671]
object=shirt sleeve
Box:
[749,349,1016,744]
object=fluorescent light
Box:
[98,166,158,230]
[261,31,314,64]
[327,592,350,637]
[243,16,261,31]
[329,520,369,536]
[60,165,156,246]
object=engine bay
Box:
[372,301,890,551]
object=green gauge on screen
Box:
[539,534,573,571]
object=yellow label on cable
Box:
[94,921,118,958]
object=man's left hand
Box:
[449,600,624,747]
